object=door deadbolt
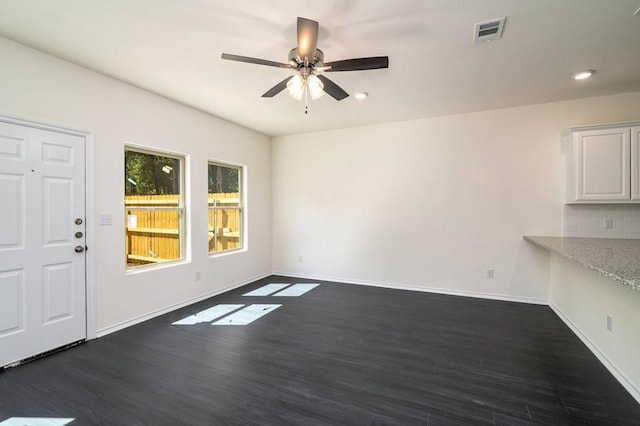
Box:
[75,245,85,253]
[75,232,83,238]
[75,218,83,225]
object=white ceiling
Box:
[0,0,639,137]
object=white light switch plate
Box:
[98,213,113,226]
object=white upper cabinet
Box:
[565,122,640,204]
[632,126,640,201]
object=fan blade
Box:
[324,56,389,72]
[262,76,293,98]
[297,17,319,63]
[221,53,292,69]
[317,75,348,101]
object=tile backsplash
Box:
[563,205,640,239]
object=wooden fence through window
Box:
[125,193,240,266]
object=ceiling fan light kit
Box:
[286,66,324,101]
[221,17,389,112]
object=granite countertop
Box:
[524,236,640,292]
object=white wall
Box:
[549,253,640,401]
[0,37,272,334]
[272,92,640,301]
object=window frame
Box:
[208,161,244,256]
[124,146,186,270]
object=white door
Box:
[0,121,86,367]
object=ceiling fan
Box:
[221,17,389,104]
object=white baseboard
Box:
[549,302,640,404]
[272,271,548,305]
[95,272,271,338]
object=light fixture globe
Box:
[286,74,305,100]
[307,75,325,100]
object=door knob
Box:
[75,245,85,253]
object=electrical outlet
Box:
[195,271,201,281]
[602,218,613,229]
[606,315,613,332]
[486,268,494,279]
[298,255,303,263]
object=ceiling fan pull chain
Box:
[305,83,309,114]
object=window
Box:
[125,148,185,268]
[208,162,242,254]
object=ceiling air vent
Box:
[473,17,506,44]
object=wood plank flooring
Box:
[1,276,639,425]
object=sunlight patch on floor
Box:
[242,283,290,296]
[272,283,319,297]
[172,304,244,325]
[243,283,320,297]
[0,418,75,426]
[172,283,319,327]
[212,304,281,325]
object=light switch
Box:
[99,213,113,226]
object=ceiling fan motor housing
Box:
[289,48,324,69]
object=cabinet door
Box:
[575,128,630,201]
[632,127,640,201]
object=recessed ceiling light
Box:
[354,92,368,100]
[573,70,595,80]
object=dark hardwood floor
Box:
[1,276,639,425]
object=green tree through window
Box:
[126,151,180,196]
[208,164,238,194]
